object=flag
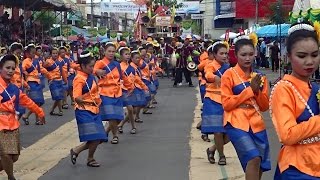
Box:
[224,29,230,42]
[134,10,142,41]
[171,6,176,25]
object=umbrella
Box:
[52,36,67,41]
[181,34,201,40]
[256,24,290,37]
[219,32,238,39]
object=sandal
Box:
[135,119,144,123]
[206,148,216,164]
[22,117,29,125]
[148,105,156,109]
[201,134,211,142]
[87,159,100,167]
[118,126,123,134]
[130,128,137,134]
[70,149,78,165]
[111,136,119,144]
[218,156,227,166]
[35,120,44,125]
[152,101,158,104]
[62,104,69,109]
[50,111,60,116]
[58,111,63,116]
[143,110,152,114]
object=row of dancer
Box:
[197,22,320,180]
[0,41,162,179]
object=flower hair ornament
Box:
[9,42,23,51]
[131,50,140,54]
[207,41,229,52]
[118,47,130,53]
[233,33,258,47]
[79,52,93,58]
[288,22,320,42]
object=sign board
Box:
[176,1,200,14]
[100,2,147,13]
[191,14,204,19]
[155,16,171,26]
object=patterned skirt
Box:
[225,123,271,172]
[132,88,147,107]
[123,90,136,107]
[68,74,75,90]
[199,84,206,103]
[75,109,107,142]
[49,80,64,101]
[28,81,45,106]
[201,97,225,134]
[153,79,159,89]
[143,79,157,95]
[0,129,20,155]
[274,165,320,180]
[40,74,46,89]
[100,95,124,121]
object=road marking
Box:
[189,88,245,180]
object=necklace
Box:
[231,67,263,118]
[269,80,320,144]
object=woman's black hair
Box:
[59,46,67,51]
[146,43,153,50]
[119,47,130,55]
[131,51,140,58]
[234,38,254,54]
[10,43,23,52]
[203,41,211,50]
[138,46,146,52]
[50,48,59,54]
[36,46,42,51]
[208,42,227,55]
[0,54,17,68]
[287,22,318,54]
[25,45,36,53]
[78,51,94,67]
[104,43,116,50]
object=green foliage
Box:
[110,31,117,38]
[152,0,183,8]
[182,20,193,30]
[34,11,57,31]
[88,28,98,36]
[267,2,290,24]
[182,20,201,34]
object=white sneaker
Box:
[178,83,182,86]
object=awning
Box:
[256,24,290,37]
[214,13,235,20]
[0,0,70,11]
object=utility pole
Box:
[91,0,94,28]
[255,0,261,25]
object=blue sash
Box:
[82,75,96,94]
[25,59,41,74]
[0,84,20,111]
[102,60,122,79]
[232,70,265,95]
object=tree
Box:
[152,0,183,8]
[267,2,290,24]
[34,11,57,31]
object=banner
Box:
[176,1,200,14]
[88,28,98,36]
[155,16,171,26]
[98,27,107,35]
[100,2,147,13]
[61,25,72,37]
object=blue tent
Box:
[256,24,291,37]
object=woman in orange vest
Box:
[202,41,230,165]
[43,48,66,116]
[70,51,106,168]
[21,44,49,125]
[94,42,124,144]
[270,22,320,179]
[146,43,158,106]
[35,46,46,89]
[117,47,137,134]
[221,34,271,179]
[0,54,45,180]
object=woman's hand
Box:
[75,97,85,109]
[250,75,262,94]
[214,76,221,88]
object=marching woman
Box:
[202,41,230,165]
[70,51,107,168]
[270,22,320,179]
[0,55,45,180]
[43,48,66,116]
[145,43,158,107]
[117,47,137,134]
[9,42,29,120]
[35,46,46,89]
[94,42,124,144]
[21,44,49,125]
[220,34,271,180]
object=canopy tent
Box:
[50,26,91,37]
[256,24,290,37]
[0,0,70,11]
[290,0,320,23]
[219,32,238,39]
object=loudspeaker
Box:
[174,16,182,23]
[171,27,178,32]
[146,27,156,33]
[141,16,150,23]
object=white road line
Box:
[189,88,245,180]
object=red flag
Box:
[134,10,142,41]
[239,28,245,35]
[224,29,230,42]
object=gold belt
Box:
[0,111,13,115]
[82,102,97,106]
[238,104,254,109]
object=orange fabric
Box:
[58,57,68,83]
[120,61,135,92]
[11,65,29,89]
[130,62,149,91]
[0,77,44,131]
[199,51,209,63]
[198,59,212,85]
[221,64,269,133]
[73,71,101,114]
[139,59,151,82]
[22,58,49,83]
[93,57,122,98]
[43,58,62,81]
[271,74,320,176]
[204,60,223,103]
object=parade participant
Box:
[70,51,106,168]
[117,47,137,134]
[146,43,159,105]
[270,22,320,179]
[9,42,29,119]
[0,54,45,180]
[43,48,65,116]
[221,34,271,179]
[202,41,230,165]
[59,46,71,109]
[94,42,124,144]
[35,46,46,89]
[138,46,153,115]
[21,44,49,125]
[130,50,149,124]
